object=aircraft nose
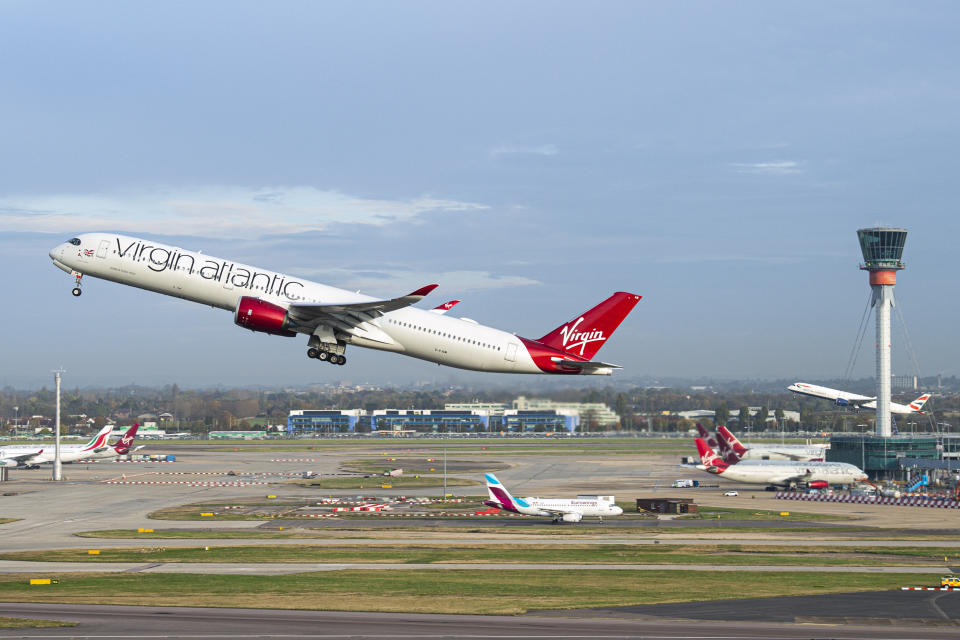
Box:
[613,506,623,515]
[48,247,57,260]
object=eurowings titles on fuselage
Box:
[49,233,641,375]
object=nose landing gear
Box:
[71,272,83,296]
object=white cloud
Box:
[0,186,489,238]
[730,160,804,175]
[489,144,559,158]
[285,267,540,295]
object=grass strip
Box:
[0,570,930,615]
[0,616,77,628]
[4,544,957,566]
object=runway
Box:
[1,602,957,639]
[0,559,949,575]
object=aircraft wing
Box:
[1,449,43,466]
[769,470,815,485]
[286,285,438,337]
[549,358,621,374]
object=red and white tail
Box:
[536,292,641,360]
[908,393,932,413]
[112,423,140,455]
[717,425,748,460]
[695,438,727,471]
[696,423,719,450]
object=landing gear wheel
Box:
[336,355,346,365]
[307,348,319,359]
[317,351,329,361]
[71,287,82,297]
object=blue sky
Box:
[1,1,958,388]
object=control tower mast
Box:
[857,227,907,437]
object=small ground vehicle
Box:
[942,575,960,588]
[723,490,739,497]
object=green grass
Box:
[0,616,77,629]
[341,458,506,474]
[678,506,853,521]
[76,529,308,539]
[0,518,21,525]
[295,476,478,489]
[0,570,931,614]
[5,544,956,566]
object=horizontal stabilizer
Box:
[548,357,621,375]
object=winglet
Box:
[431,300,461,313]
[408,284,438,298]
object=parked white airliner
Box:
[50,234,640,375]
[693,438,867,489]
[711,425,827,462]
[483,473,623,523]
[788,383,931,415]
[0,425,113,468]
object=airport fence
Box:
[775,491,960,509]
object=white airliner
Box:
[50,234,640,375]
[80,424,142,461]
[483,473,623,523]
[707,425,827,462]
[693,438,867,489]
[0,425,113,468]
[787,383,931,415]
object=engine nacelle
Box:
[835,398,849,407]
[561,512,583,523]
[234,297,296,337]
[807,480,829,489]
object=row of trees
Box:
[1,384,955,434]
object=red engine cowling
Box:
[807,480,829,489]
[234,296,296,337]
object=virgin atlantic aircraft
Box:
[49,234,640,374]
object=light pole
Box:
[53,369,65,481]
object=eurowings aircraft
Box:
[0,425,113,468]
[50,234,640,375]
[693,438,867,488]
[483,473,623,523]
[788,383,931,415]
[714,425,827,462]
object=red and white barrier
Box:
[776,491,960,509]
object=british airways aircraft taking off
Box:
[49,234,640,374]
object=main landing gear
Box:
[71,272,83,297]
[307,347,346,365]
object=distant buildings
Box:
[285,394,620,435]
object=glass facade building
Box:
[287,408,580,435]
[828,435,938,479]
[857,227,907,269]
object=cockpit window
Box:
[68,238,81,245]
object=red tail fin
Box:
[717,425,748,457]
[696,423,719,450]
[113,423,139,455]
[537,292,641,360]
[695,438,727,470]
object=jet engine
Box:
[835,398,849,407]
[807,480,829,489]
[233,297,296,337]
[561,512,583,523]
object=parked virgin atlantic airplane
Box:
[49,234,640,374]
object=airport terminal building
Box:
[287,407,581,436]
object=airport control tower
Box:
[857,227,908,437]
